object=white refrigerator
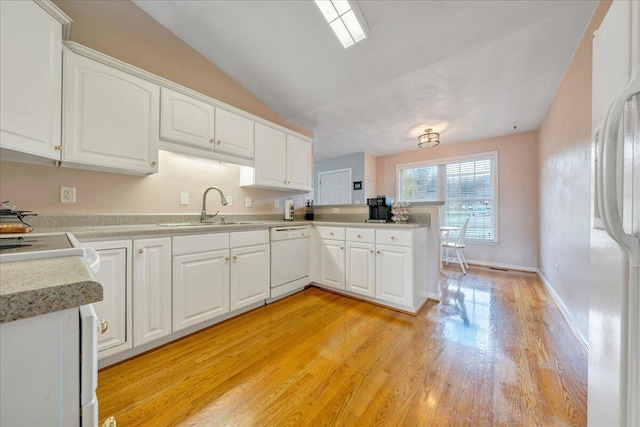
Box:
[590,1,640,426]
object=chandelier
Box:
[417,128,440,148]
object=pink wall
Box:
[537,1,611,340]
[0,0,312,215]
[376,130,539,269]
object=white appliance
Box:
[0,232,101,426]
[0,232,100,272]
[269,226,310,300]
[589,1,640,426]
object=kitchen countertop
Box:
[0,256,102,323]
[0,219,428,323]
[34,220,429,240]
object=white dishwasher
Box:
[269,225,310,301]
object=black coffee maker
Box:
[366,196,393,222]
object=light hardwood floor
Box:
[98,266,587,426]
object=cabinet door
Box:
[253,123,287,188]
[63,51,160,175]
[86,244,131,357]
[287,135,312,191]
[173,249,230,331]
[230,244,270,311]
[214,108,254,158]
[0,1,62,160]
[376,244,413,307]
[319,239,345,290]
[133,237,171,346]
[160,87,215,150]
[346,242,376,298]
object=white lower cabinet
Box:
[346,242,376,298]
[133,237,172,346]
[173,249,230,331]
[313,226,428,313]
[84,240,132,359]
[319,239,346,290]
[172,230,269,332]
[230,243,270,311]
[375,244,413,306]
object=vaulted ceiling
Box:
[134,0,597,160]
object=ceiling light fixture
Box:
[314,0,367,49]
[418,128,440,148]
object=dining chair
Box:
[442,217,470,274]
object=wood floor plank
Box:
[97,266,587,426]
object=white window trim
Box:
[396,151,499,243]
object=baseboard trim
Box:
[464,259,537,273]
[536,270,589,352]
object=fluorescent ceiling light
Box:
[314,0,367,49]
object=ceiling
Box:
[133,0,597,161]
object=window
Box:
[397,152,498,242]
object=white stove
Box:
[0,232,100,272]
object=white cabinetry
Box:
[313,226,429,313]
[133,237,172,346]
[376,244,413,306]
[251,123,287,187]
[172,233,230,331]
[160,87,215,151]
[287,134,313,191]
[240,123,313,192]
[345,228,376,298]
[172,230,269,331]
[316,226,346,290]
[230,231,270,310]
[0,1,69,163]
[214,108,254,159]
[62,50,160,175]
[84,240,132,358]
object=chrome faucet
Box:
[200,186,228,223]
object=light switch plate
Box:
[226,196,233,207]
[245,197,252,208]
[180,193,189,205]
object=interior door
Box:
[318,169,352,205]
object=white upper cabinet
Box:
[160,87,215,151]
[214,108,254,159]
[241,122,312,192]
[0,1,69,162]
[252,123,288,187]
[286,134,312,191]
[62,50,160,175]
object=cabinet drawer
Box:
[316,226,345,240]
[230,230,269,248]
[173,233,229,255]
[345,228,375,243]
[376,230,413,247]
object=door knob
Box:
[151,160,157,167]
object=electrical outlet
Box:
[245,197,252,208]
[332,208,340,213]
[274,199,279,208]
[180,193,189,205]
[226,196,233,207]
[60,186,76,203]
